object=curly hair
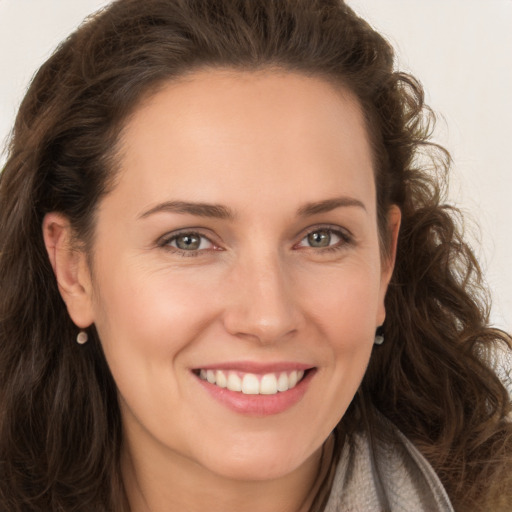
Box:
[0,1,510,511]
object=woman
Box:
[0,1,510,511]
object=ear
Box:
[42,213,95,328]
[376,205,401,326]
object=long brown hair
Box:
[0,1,510,510]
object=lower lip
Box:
[195,370,315,416]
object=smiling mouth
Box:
[194,369,309,395]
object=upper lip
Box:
[192,361,315,374]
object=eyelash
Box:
[295,226,354,253]
[157,226,354,257]
[157,230,218,258]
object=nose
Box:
[221,252,301,345]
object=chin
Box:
[192,440,317,482]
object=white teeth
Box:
[197,368,307,395]
[277,372,289,392]
[215,370,227,388]
[260,373,278,395]
[227,372,242,392]
[242,374,259,394]
[206,370,216,384]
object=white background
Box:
[0,0,511,332]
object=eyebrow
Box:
[296,196,367,216]
[139,196,366,221]
[139,201,235,220]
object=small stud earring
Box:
[76,331,88,345]
[374,326,384,345]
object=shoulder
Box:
[324,412,454,512]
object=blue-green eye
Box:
[297,228,349,249]
[166,232,214,251]
[307,230,334,247]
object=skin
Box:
[43,69,400,512]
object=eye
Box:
[305,230,336,248]
[296,228,351,250]
[162,232,216,253]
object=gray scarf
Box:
[324,413,454,512]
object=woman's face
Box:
[78,70,398,481]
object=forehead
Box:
[112,69,375,216]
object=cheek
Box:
[284,263,383,441]
[93,265,219,355]
[89,263,221,437]
[296,261,382,397]
[298,260,383,337]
